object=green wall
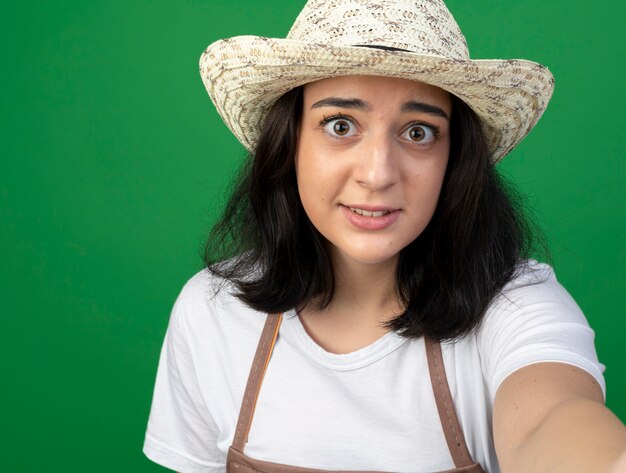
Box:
[2,1,624,471]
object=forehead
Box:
[302,75,452,111]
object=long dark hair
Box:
[204,85,544,341]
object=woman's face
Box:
[295,75,452,267]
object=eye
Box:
[321,116,357,138]
[402,124,438,144]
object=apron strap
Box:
[424,337,474,468]
[231,312,283,452]
[232,313,476,469]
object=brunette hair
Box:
[204,85,543,341]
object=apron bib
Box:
[227,313,485,473]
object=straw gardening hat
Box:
[199,0,554,162]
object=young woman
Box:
[143,1,626,472]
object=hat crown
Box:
[287,0,470,60]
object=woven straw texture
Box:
[199,0,554,162]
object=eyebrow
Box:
[310,97,449,120]
[311,98,369,111]
[401,100,450,120]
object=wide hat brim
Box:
[199,35,555,162]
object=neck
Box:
[332,253,401,317]
[297,251,404,354]
[302,250,404,325]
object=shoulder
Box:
[174,267,254,312]
[169,268,266,337]
[474,260,605,399]
[484,259,586,325]
[145,269,262,470]
[174,268,229,310]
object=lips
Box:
[340,204,401,230]
[348,207,391,217]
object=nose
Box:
[353,133,399,191]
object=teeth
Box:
[349,207,391,217]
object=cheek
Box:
[424,165,448,205]
[295,142,322,216]
[294,142,351,236]
[404,157,449,219]
[295,137,337,202]
[296,155,332,217]
[295,150,313,199]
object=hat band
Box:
[353,44,411,53]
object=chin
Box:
[335,246,402,266]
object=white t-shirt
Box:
[143,261,605,473]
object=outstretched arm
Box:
[494,362,626,473]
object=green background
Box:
[2,1,624,471]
